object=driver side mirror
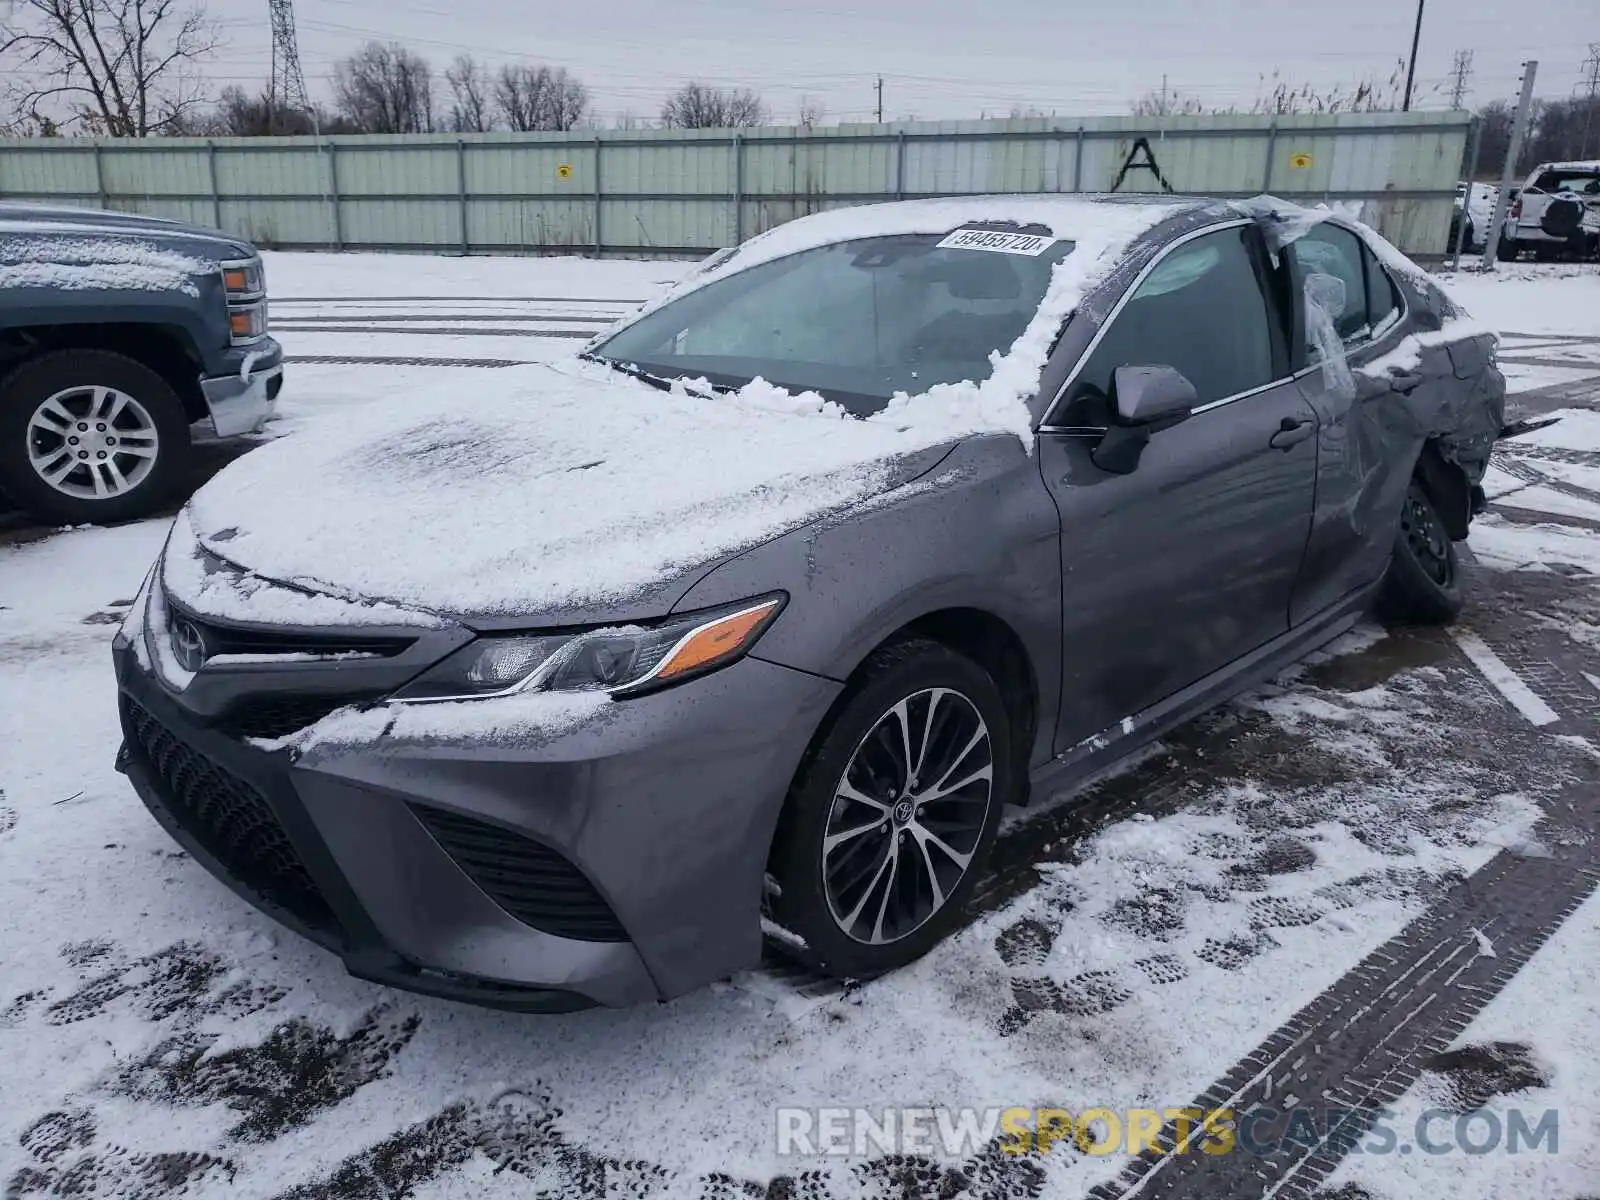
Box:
[1092,365,1197,474]
[1112,364,1198,425]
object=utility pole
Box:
[875,76,884,124]
[1402,0,1427,111]
[1447,49,1473,110]
[1481,60,1538,270]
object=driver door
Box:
[1036,222,1319,754]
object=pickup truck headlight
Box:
[392,595,785,703]
[222,258,268,345]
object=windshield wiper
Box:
[578,352,678,392]
[579,353,730,400]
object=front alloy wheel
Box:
[770,637,1013,979]
[27,385,161,501]
[823,688,994,945]
[0,349,190,525]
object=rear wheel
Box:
[1377,481,1464,625]
[0,349,191,525]
[769,638,1014,979]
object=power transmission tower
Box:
[268,0,314,134]
[1578,42,1600,158]
[1447,49,1473,110]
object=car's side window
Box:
[1064,225,1277,414]
[1292,225,1368,345]
[1363,245,1403,339]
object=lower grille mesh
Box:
[215,694,372,741]
[412,805,628,943]
[124,698,336,935]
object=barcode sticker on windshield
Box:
[936,228,1057,255]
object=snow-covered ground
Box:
[1437,264,1600,337]
[2,252,1599,1200]
[1325,888,1600,1199]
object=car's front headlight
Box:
[391,595,785,704]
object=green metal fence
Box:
[0,113,1471,256]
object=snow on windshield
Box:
[608,198,1187,444]
[597,233,1079,416]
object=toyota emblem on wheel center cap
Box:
[169,617,208,673]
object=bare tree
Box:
[1130,89,1205,118]
[0,0,218,135]
[445,53,491,132]
[660,82,766,129]
[494,64,588,131]
[192,84,311,136]
[334,41,434,133]
[797,96,824,129]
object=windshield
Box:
[590,230,1076,416]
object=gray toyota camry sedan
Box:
[112,194,1505,1011]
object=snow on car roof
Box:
[1535,160,1600,172]
[689,193,1201,283]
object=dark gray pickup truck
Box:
[0,202,283,525]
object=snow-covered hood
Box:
[0,201,254,260]
[175,361,965,626]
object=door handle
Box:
[1269,417,1315,450]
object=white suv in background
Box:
[1498,160,1600,261]
[1450,181,1499,250]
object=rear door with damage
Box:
[1282,221,1503,625]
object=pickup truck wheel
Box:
[0,350,191,525]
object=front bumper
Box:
[200,336,283,438]
[112,628,839,1010]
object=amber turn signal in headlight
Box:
[652,602,783,683]
[229,304,267,341]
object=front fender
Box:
[674,435,1064,767]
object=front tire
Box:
[0,350,191,525]
[1377,481,1464,625]
[1497,235,1520,262]
[769,637,1014,980]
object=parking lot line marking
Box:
[1585,671,1600,696]
[1450,628,1561,726]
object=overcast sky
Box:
[201,0,1595,124]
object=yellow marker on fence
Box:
[557,163,574,180]
[1289,152,1314,169]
